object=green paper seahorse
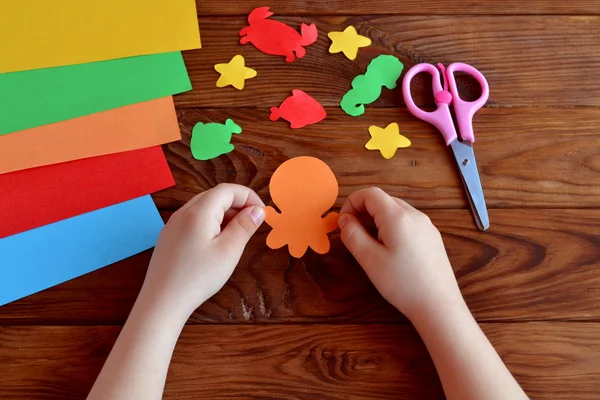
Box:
[190,119,242,161]
[340,54,404,117]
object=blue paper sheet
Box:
[0,195,164,306]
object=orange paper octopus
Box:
[265,156,339,258]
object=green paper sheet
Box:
[0,52,192,135]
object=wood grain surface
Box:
[177,16,600,108]
[2,3,600,399]
[2,209,600,325]
[154,108,600,210]
[1,324,599,399]
[196,1,600,15]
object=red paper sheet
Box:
[0,146,174,239]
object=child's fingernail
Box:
[249,206,265,225]
[338,213,348,229]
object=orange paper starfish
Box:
[265,156,339,258]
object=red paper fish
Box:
[239,7,318,63]
[270,90,327,129]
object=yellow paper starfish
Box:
[214,55,257,90]
[365,123,411,159]
[327,26,372,60]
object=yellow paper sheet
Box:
[0,0,201,73]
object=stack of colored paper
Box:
[0,0,201,306]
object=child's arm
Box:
[338,188,529,400]
[87,184,266,400]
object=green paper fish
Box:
[190,119,242,161]
[340,54,404,117]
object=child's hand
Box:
[338,188,463,322]
[141,184,265,319]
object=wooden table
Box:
[2,1,600,398]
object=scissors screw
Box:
[462,159,469,166]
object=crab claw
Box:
[247,6,274,24]
[299,23,318,46]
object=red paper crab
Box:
[239,7,318,63]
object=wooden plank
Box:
[178,16,600,108]
[195,0,600,16]
[154,108,600,210]
[1,323,599,399]
[1,209,600,325]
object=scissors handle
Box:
[446,63,489,143]
[402,63,457,146]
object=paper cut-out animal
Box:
[327,26,372,60]
[270,90,326,129]
[265,156,339,258]
[239,7,318,63]
[365,122,411,159]
[214,55,257,90]
[190,119,242,161]
[340,54,404,117]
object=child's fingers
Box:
[206,183,265,215]
[391,197,416,211]
[179,184,263,220]
[185,184,264,231]
[216,206,265,253]
[177,191,207,212]
[391,197,432,225]
[221,208,241,228]
[338,212,385,267]
[340,188,399,230]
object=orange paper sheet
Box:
[0,97,181,174]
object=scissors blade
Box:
[449,140,490,231]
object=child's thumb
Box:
[339,213,384,267]
[218,206,265,251]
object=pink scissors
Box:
[402,63,490,230]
